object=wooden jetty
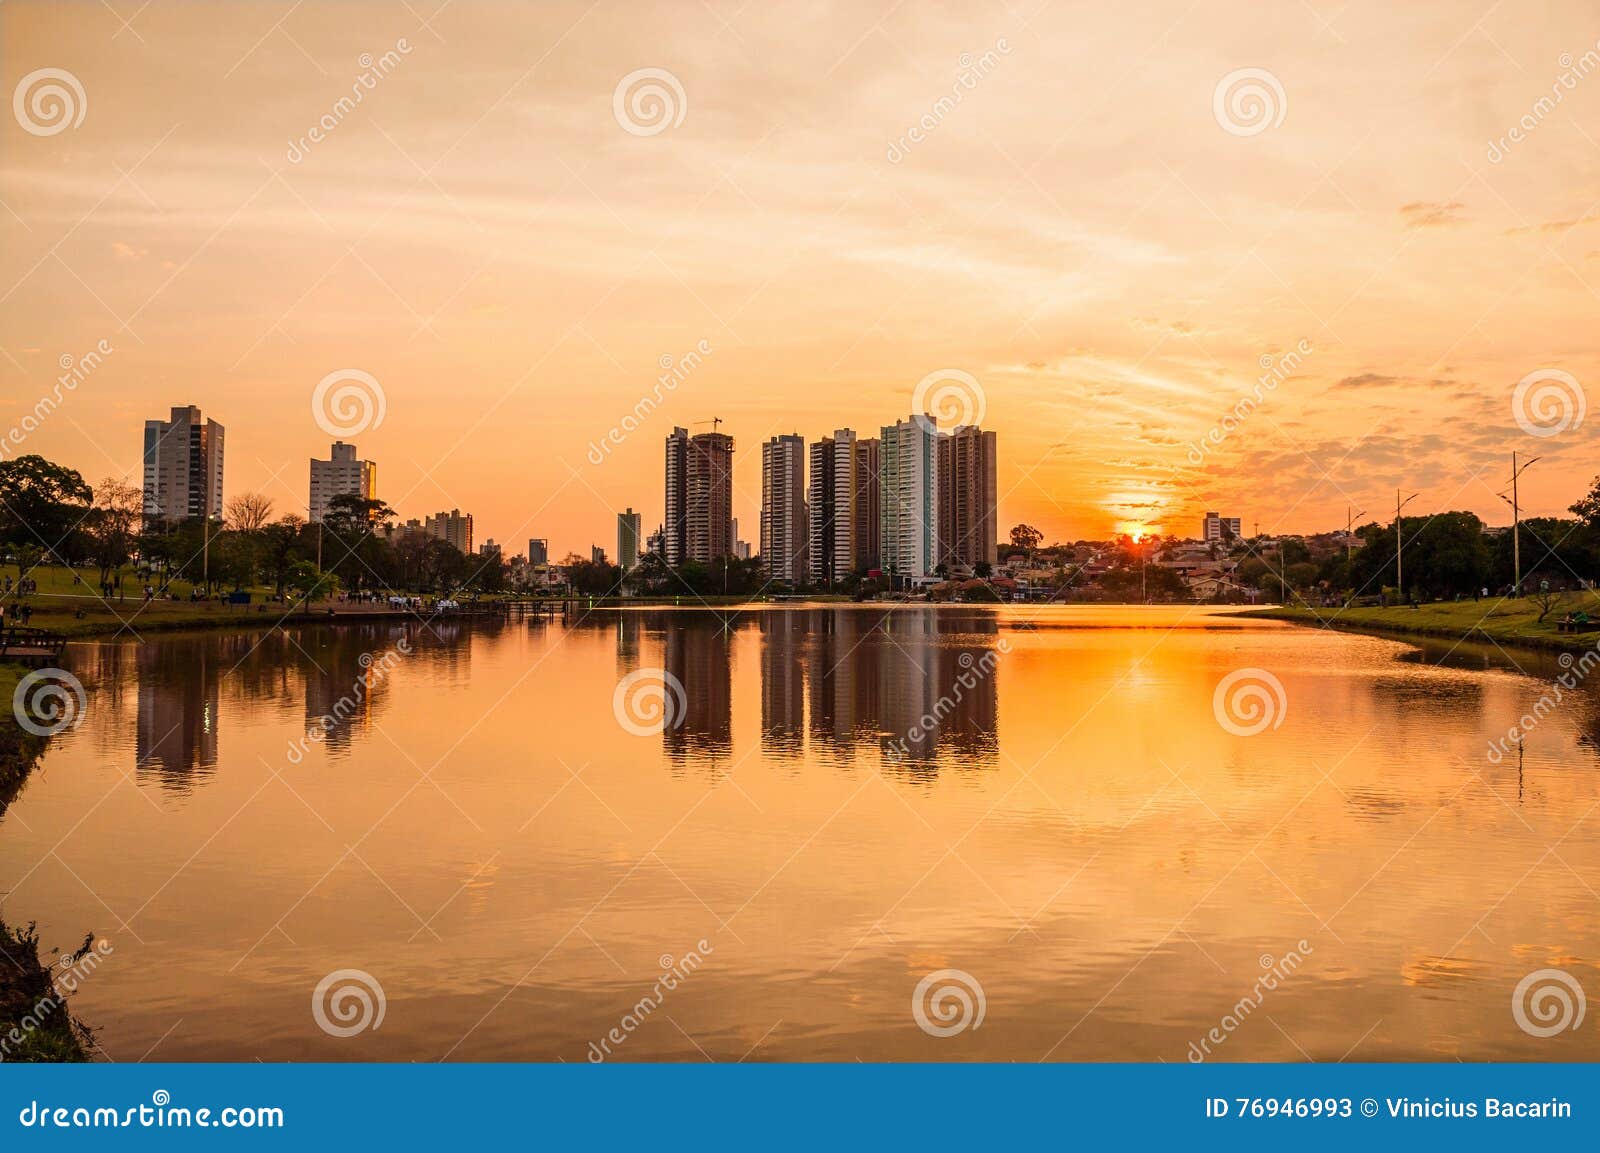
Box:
[0,626,69,667]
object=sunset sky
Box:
[3,0,1598,557]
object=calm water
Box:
[3,606,1598,1062]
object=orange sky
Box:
[3,1,1598,558]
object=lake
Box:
[3,605,1598,1061]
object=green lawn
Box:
[1249,590,1600,651]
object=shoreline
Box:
[1245,600,1600,655]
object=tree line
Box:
[0,454,505,598]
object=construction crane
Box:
[692,418,724,433]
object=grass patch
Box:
[1248,591,1600,652]
[0,919,92,1063]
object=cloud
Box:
[1504,213,1600,237]
[1400,201,1466,228]
[1334,372,1399,389]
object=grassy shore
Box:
[1248,592,1600,653]
[0,919,92,1062]
[1,662,92,1062]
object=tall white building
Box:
[1202,512,1242,542]
[617,508,642,572]
[425,509,474,554]
[880,416,940,580]
[760,434,807,584]
[807,429,860,586]
[142,405,224,522]
[309,441,377,523]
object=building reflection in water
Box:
[662,614,734,762]
[136,641,221,791]
[130,621,453,791]
[300,626,414,753]
[760,613,805,755]
[642,608,1001,771]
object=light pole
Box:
[1508,451,1539,596]
[1346,505,1366,566]
[1395,489,1418,600]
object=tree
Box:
[564,558,620,596]
[319,496,397,594]
[260,517,306,598]
[225,492,275,533]
[85,477,142,587]
[1009,524,1044,554]
[1350,511,1490,600]
[1532,583,1567,623]
[0,455,92,558]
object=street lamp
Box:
[1507,452,1539,596]
[1394,489,1418,601]
[1346,504,1366,567]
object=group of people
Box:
[0,600,36,626]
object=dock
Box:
[0,626,69,667]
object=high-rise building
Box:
[617,507,642,572]
[664,426,735,565]
[854,437,881,573]
[937,426,998,573]
[309,440,377,523]
[480,539,502,558]
[664,427,688,567]
[141,405,224,522]
[528,538,549,566]
[424,509,473,554]
[807,429,862,586]
[880,417,940,580]
[1202,512,1242,542]
[760,434,807,584]
[591,545,607,565]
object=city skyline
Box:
[4,3,1597,559]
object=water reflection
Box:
[104,610,1009,789]
[10,606,1600,1063]
[639,609,1002,770]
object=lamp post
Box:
[1346,504,1366,566]
[1509,451,1539,596]
[1395,489,1418,600]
